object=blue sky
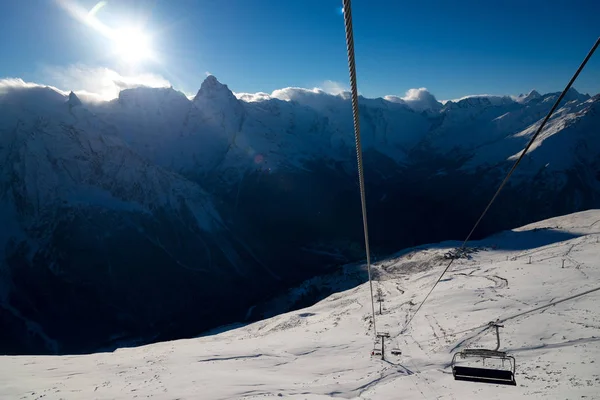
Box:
[1,0,599,100]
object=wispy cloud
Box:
[320,80,349,95]
[42,64,171,100]
[0,78,67,96]
[0,78,45,91]
[268,80,350,102]
[205,71,213,77]
[271,87,322,101]
[215,79,351,104]
[235,92,272,102]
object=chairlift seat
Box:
[391,349,402,355]
[453,366,516,386]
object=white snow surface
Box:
[1,210,600,399]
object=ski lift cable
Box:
[341,0,378,336]
[401,36,600,334]
[408,284,600,349]
[498,285,600,325]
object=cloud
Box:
[205,71,212,77]
[320,80,349,95]
[0,78,45,92]
[271,87,323,101]
[228,79,351,104]
[0,78,41,90]
[235,92,272,102]
[383,95,405,104]
[70,89,110,103]
[269,87,357,113]
[385,87,442,112]
[266,80,349,101]
[42,64,171,100]
[0,77,68,97]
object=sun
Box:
[112,27,153,65]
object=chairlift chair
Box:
[371,337,382,357]
[390,338,402,356]
[451,322,516,386]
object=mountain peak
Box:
[562,87,591,103]
[192,75,241,118]
[203,74,220,86]
[67,91,82,107]
[516,89,542,104]
[194,75,236,102]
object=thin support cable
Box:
[411,284,600,348]
[342,0,377,336]
[462,36,599,246]
[402,36,600,334]
[499,285,600,324]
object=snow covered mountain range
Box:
[0,77,599,355]
[1,209,599,399]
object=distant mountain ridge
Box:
[0,77,598,354]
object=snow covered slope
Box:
[2,210,599,399]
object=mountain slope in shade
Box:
[0,85,279,355]
[1,210,599,399]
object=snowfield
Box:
[1,210,600,399]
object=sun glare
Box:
[57,1,159,66]
[112,27,153,65]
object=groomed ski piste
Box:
[2,210,599,399]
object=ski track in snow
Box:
[1,210,600,399]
